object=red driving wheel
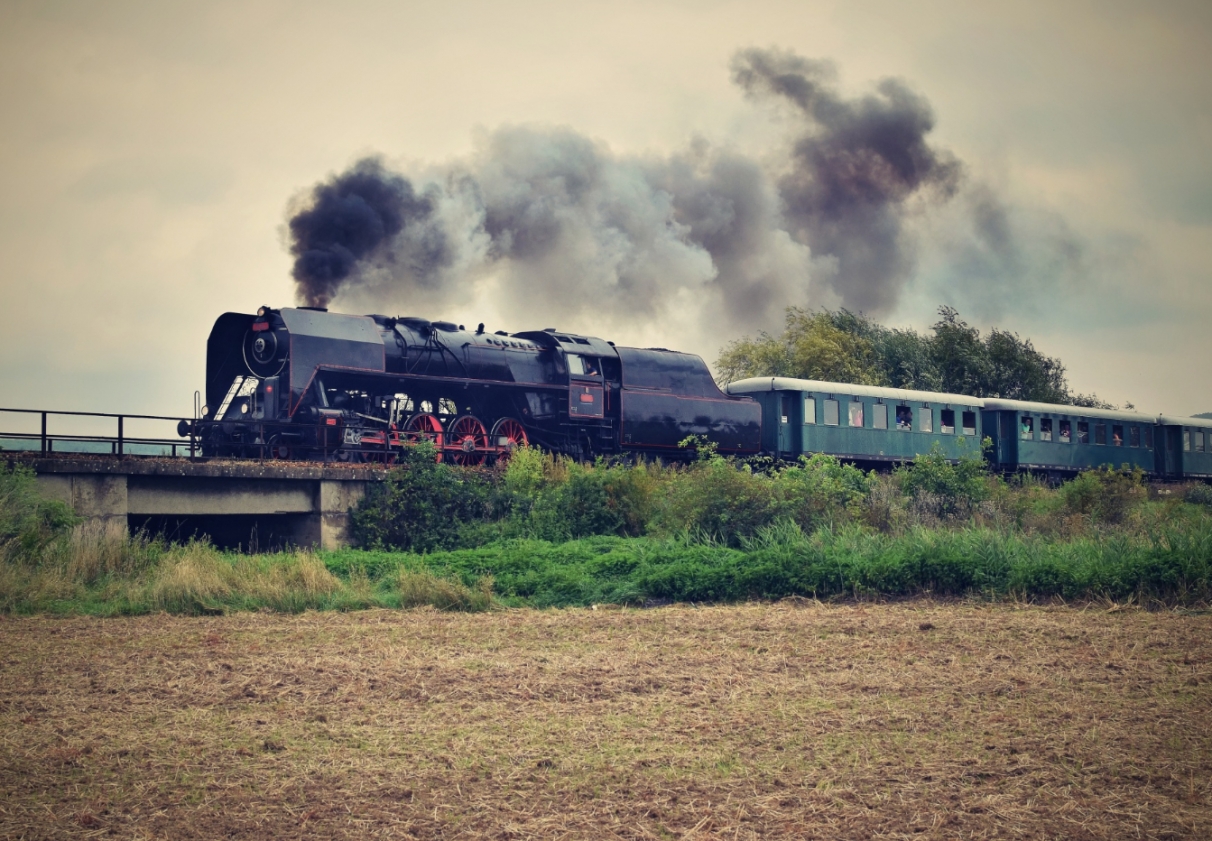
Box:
[447,415,488,466]
[490,417,528,462]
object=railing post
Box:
[40,412,47,455]
[117,416,124,457]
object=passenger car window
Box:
[1040,418,1052,442]
[896,405,912,431]
[918,407,933,433]
[1059,420,1071,443]
[940,409,955,434]
[849,401,864,428]
[824,399,839,426]
[873,404,888,429]
[1112,425,1124,446]
[780,394,791,424]
[1144,426,1153,449]
[1095,423,1107,445]
[1183,430,1190,451]
[1021,416,1033,440]
[1077,422,1089,444]
[1129,426,1140,448]
[803,396,816,425]
[1196,431,1205,453]
[962,411,976,435]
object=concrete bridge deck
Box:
[14,456,385,550]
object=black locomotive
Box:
[186,306,762,463]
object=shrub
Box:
[350,442,492,552]
[1183,483,1212,507]
[1060,466,1147,524]
[655,457,780,546]
[896,439,989,518]
[774,454,871,531]
[0,463,77,564]
[397,568,494,611]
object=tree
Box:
[716,304,1111,407]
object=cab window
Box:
[567,354,585,375]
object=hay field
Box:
[1,602,1210,839]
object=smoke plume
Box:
[287,48,974,333]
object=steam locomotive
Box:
[186,306,763,463]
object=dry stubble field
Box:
[1,602,1210,840]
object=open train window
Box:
[918,407,933,433]
[1076,422,1089,444]
[804,396,816,424]
[849,401,864,428]
[1020,416,1033,440]
[962,411,976,436]
[1129,426,1140,448]
[1094,423,1107,445]
[1112,424,1124,446]
[873,404,888,430]
[896,405,912,430]
[1040,418,1052,442]
[940,409,955,434]
[1059,420,1071,443]
[1144,426,1153,449]
[824,399,839,426]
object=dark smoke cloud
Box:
[289,158,449,308]
[284,48,988,335]
[731,48,963,313]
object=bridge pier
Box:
[23,458,382,551]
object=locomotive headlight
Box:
[257,306,268,317]
[201,405,209,417]
[241,401,249,414]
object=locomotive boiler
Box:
[187,306,762,463]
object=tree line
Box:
[715,306,1115,408]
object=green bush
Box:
[0,462,77,563]
[896,439,989,518]
[1183,483,1212,506]
[1060,466,1147,524]
[350,443,493,552]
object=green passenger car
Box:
[981,399,1159,476]
[1156,415,1212,479]
[724,377,985,464]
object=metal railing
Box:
[0,407,196,459]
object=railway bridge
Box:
[20,456,380,551]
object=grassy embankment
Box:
[4,443,1212,615]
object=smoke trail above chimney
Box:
[285,48,980,333]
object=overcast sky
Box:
[1,0,1209,418]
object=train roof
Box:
[1157,414,1212,429]
[980,398,1159,424]
[724,377,984,407]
